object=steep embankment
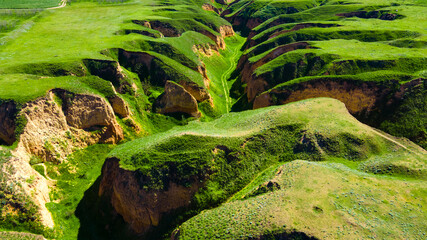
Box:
[92,98,426,239]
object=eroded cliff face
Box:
[98,158,205,235]
[252,78,425,124]
[2,150,54,228]
[18,90,123,162]
[0,101,18,145]
[0,89,125,230]
[108,95,131,118]
[179,80,213,105]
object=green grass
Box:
[0,0,236,119]
[0,0,426,238]
[226,0,427,148]
[177,160,427,239]
[0,0,60,9]
[199,35,246,115]
[0,74,116,104]
[45,144,115,240]
[0,9,40,36]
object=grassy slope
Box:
[0,0,425,239]
[0,0,230,237]
[111,98,399,167]
[0,0,240,237]
[200,36,246,115]
[177,160,427,239]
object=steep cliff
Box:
[18,90,123,162]
[98,158,205,235]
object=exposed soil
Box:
[253,78,425,126]
[98,157,206,236]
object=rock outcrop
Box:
[0,101,18,145]
[0,89,126,230]
[1,150,54,228]
[108,95,130,118]
[154,81,201,118]
[179,80,213,105]
[192,44,218,57]
[98,158,205,235]
[219,25,235,38]
[235,42,313,102]
[202,3,220,14]
[18,90,123,162]
[118,49,175,87]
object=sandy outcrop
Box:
[202,3,220,14]
[98,158,205,235]
[18,93,71,162]
[197,63,211,89]
[18,90,123,162]
[2,150,54,228]
[60,91,124,144]
[253,79,395,120]
[219,25,235,38]
[2,89,125,229]
[154,81,201,118]
[192,44,219,57]
[0,101,18,145]
[179,80,213,105]
[108,95,130,118]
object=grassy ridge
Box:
[177,160,427,239]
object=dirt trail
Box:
[48,0,66,9]
[370,128,426,156]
